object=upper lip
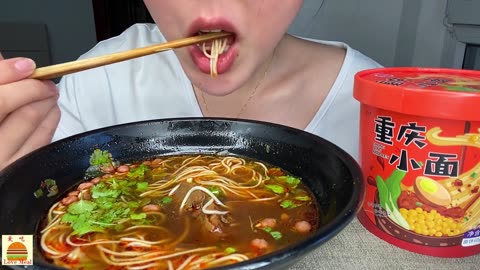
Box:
[187,17,238,37]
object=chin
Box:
[195,79,238,97]
[189,68,248,97]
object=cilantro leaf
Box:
[294,196,311,202]
[264,184,286,194]
[62,195,150,236]
[207,186,222,196]
[136,182,149,192]
[61,212,105,236]
[89,149,113,166]
[280,200,298,209]
[262,227,282,240]
[130,213,147,220]
[61,213,79,224]
[127,201,140,208]
[224,247,237,254]
[278,176,301,189]
[95,197,114,209]
[33,188,44,198]
[128,164,150,179]
[91,183,121,199]
[270,231,282,240]
[161,196,173,205]
[68,200,96,215]
[44,179,56,187]
[61,163,156,236]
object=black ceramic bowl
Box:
[0,118,364,270]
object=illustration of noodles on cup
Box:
[354,67,480,257]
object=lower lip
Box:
[189,42,238,75]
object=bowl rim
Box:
[0,117,365,270]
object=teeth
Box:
[196,44,230,52]
[198,29,223,34]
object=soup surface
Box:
[39,152,319,269]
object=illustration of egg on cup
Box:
[414,176,452,207]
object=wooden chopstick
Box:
[30,32,232,80]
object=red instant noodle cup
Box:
[354,67,480,257]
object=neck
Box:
[194,45,278,118]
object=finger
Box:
[0,95,58,162]
[0,57,36,84]
[8,104,61,164]
[0,52,4,60]
[0,79,58,122]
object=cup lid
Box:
[354,67,480,121]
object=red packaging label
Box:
[357,105,480,257]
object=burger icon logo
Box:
[7,242,28,261]
[2,235,33,265]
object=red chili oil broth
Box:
[38,155,320,269]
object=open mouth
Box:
[189,27,238,77]
[196,30,235,55]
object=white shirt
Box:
[53,24,381,160]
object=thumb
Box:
[0,54,37,84]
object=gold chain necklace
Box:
[199,48,276,118]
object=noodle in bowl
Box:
[40,155,320,269]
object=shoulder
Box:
[303,37,382,93]
[78,23,166,59]
[282,36,381,93]
[296,36,382,72]
[342,43,383,74]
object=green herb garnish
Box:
[207,186,222,196]
[136,182,149,192]
[130,213,147,220]
[33,189,44,198]
[471,172,478,179]
[44,179,56,187]
[62,174,152,235]
[161,196,173,205]
[278,176,301,189]
[34,179,59,199]
[89,149,113,166]
[263,227,282,240]
[128,164,151,179]
[294,196,311,202]
[270,231,282,240]
[68,200,96,215]
[91,182,121,199]
[224,247,237,254]
[280,200,298,209]
[61,212,105,236]
[264,184,286,194]
[127,201,140,208]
